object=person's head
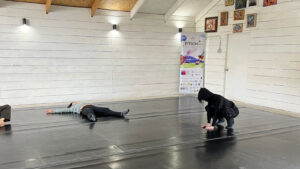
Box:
[198,88,214,102]
[67,102,78,108]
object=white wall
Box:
[0,1,195,105]
[196,0,300,113]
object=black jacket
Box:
[198,88,238,127]
[0,105,11,122]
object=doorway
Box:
[224,33,250,102]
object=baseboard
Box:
[234,101,300,118]
[12,94,181,109]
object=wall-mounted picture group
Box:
[204,0,276,33]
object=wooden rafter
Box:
[195,0,221,23]
[130,0,145,20]
[45,0,52,14]
[91,0,100,17]
[164,0,186,21]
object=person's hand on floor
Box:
[46,109,52,115]
[0,118,5,127]
[205,126,215,131]
[202,123,211,129]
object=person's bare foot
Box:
[46,109,52,115]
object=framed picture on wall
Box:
[205,17,218,32]
[249,0,257,6]
[247,13,257,27]
[263,0,277,7]
[233,23,243,33]
[220,12,229,26]
[234,9,245,20]
[225,0,234,6]
[235,0,247,9]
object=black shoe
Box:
[121,109,130,117]
[227,128,234,136]
[217,124,224,130]
[87,113,97,122]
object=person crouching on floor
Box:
[198,88,239,131]
[0,105,11,127]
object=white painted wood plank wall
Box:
[196,0,300,113]
[0,1,195,105]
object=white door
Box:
[224,33,250,102]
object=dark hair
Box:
[67,102,73,108]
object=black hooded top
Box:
[0,105,11,122]
[198,88,237,126]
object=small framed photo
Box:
[247,13,257,27]
[220,12,229,26]
[234,9,245,20]
[264,0,277,7]
[235,0,247,9]
[233,23,243,33]
[225,0,234,6]
[249,0,257,6]
[205,17,218,32]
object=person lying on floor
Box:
[46,102,129,122]
[198,88,239,131]
[0,105,11,127]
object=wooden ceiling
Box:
[11,0,138,14]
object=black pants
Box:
[81,105,122,121]
[0,105,11,122]
[224,105,239,128]
[207,105,239,129]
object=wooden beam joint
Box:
[91,0,100,17]
[130,0,145,20]
[45,0,52,14]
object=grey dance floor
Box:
[1,96,300,169]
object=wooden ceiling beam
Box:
[195,0,221,23]
[45,0,52,14]
[91,0,100,17]
[164,0,186,22]
[130,0,145,20]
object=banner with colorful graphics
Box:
[179,33,206,94]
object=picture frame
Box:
[235,0,247,9]
[263,0,277,7]
[205,17,218,32]
[233,23,243,33]
[220,12,229,26]
[247,13,257,27]
[225,0,234,6]
[234,9,245,20]
[249,0,257,6]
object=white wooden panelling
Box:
[0,1,195,105]
[197,0,300,113]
